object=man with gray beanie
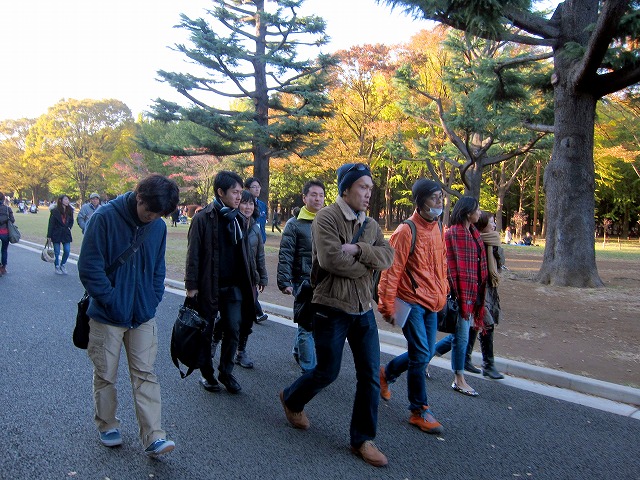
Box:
[279,162,394,467]
[377,178,448,434]
[78,192,101,233]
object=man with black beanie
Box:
[279,162,394,467]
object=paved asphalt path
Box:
[1,245,639,479]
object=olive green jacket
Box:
[311,196,394,314]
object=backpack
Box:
[171,300,208,378]
[372,219,442,303]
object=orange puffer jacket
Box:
[377,210,448,318]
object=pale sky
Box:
[0,0,429,121]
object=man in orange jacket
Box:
[377,179,448,434]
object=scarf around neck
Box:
[297,206,317,221]
[480,231,501,287]
[214,198,243,245]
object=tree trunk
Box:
[495,163,507,233]
[253,0,270,204]
[384,167,392,231]
[537,85,603,287]
[463,161,483,199]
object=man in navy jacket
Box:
[78,174,179,456]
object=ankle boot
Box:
[480,329,504,379]
[235,335,254,369]
[464,327,481,374]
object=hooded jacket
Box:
[77,192,167,328]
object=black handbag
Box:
[170,299,208,378]
[437,295,459,334]
[73,228,150,349]
[293,282,314,330]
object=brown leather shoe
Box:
[279,391,310,430]
[379,366,391,401]
[351,440,388,467]
[409,406,444,434]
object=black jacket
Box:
[47,208,74,243]
[185,201,255,321]
[277,216,313,292]
[246,219,268,286]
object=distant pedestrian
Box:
[78,192,101,233]
[170,207,180,227]
[271,210,281,232]
[244,177,267,242]
[0,192,16,276]
[277,180,325,373]
[504,225,513,244]
[47,195,74,275]
[432,196,488,397]
[279,163,394,467]
[77,174,179,456]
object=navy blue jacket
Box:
[77,192,166,328]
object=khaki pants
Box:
[87,319,165,448]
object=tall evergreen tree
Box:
[143,0,334,203]
[383,0,640,287]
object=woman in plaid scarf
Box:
[433,196,488,397]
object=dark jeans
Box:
[385,304,437,411]
[0,233,8,266]
[283,305,380,447]
[200,286,243,380]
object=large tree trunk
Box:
[463,161,483,199]
[253,0,270,204]
[537,85,603,287]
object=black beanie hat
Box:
[337,163,372,195]
[412,179,442,206]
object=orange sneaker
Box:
[379,366,391,401]
[409,406,444,434]
[351,440,388,467]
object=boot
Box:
[235,335,254,369]
[464,327,481,374]
[480,329,504,379]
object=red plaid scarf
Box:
[445,223,488,328]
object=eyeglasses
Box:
[428,193,444,201]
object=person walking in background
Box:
[432,196,488,397]
[0,192,16,276]
[504,225,513,244]
[77,192,101,233]
[277,180,325,373]
[47,195,74,275]
[170,207,180,227]
[245,177,268,323]
[465,211,505,380]
[244,177,267,242]
[186,171,256,395]
[279,163,394,467]
[271,209,282,233]
[78,174,179,456]
[377,179,447,435]
[234,189,268,369]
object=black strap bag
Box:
[437,294,459,334]
[293,281,314,330]
[171,298,207,378]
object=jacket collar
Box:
[336,196,366,224]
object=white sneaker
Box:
[55,266,63,275]
[60,264,68,275]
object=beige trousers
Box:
[87,318,165,448]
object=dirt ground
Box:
[253,236,639,389]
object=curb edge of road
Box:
[165,274,640,410]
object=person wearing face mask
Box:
[377,179,447,434]
[464,211,505,379]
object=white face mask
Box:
[429,207,443,217]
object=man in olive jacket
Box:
[279,163,394,468]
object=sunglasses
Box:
[343,163,370,175]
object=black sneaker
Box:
[199,376,221,392]
[255,314,268,324]
[218,373,242,394]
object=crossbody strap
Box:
[105,226,151,276]
[350,218,369,244]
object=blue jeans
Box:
[385,304,437,411]
[0,233,8,266]
[434,313,471,373]
[293,325,316,373]
[283,306,380,447]
[53,242,70,267]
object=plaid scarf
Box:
[445,223,488,328]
